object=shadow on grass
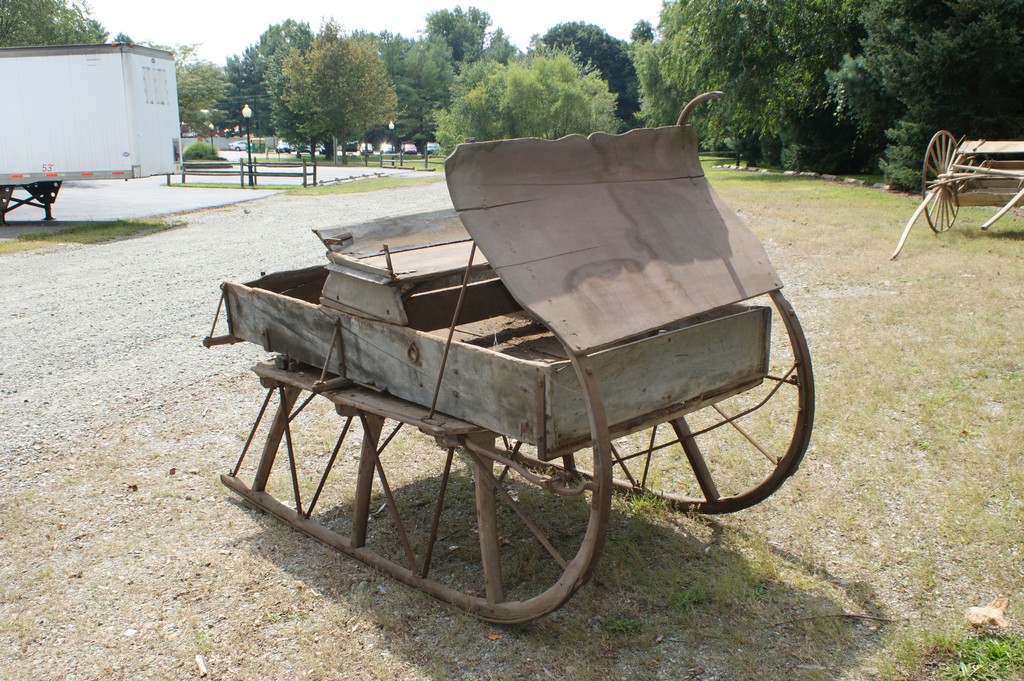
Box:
[956,225,1024,242]
[228,445,885,680]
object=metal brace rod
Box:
[203,289,227,346]
[287,392,318,423]
[467,450,568,569]
[684,363,798,441]
[640,424,658,489]
[282,408,304,516]
[609,443,638,487]
[420,446,456,578]
[428,242,477,418]
[304,415,354,519]
[712,403,777,465]
[230,387,275,477]
[371,453,419,574]
[309,321,346,391]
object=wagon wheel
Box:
[450,355,615,622]
[922,130,960,233]
[643,289,813,513]
[444,289,811,614]
[525,289,814,515]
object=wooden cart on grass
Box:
[204,93,815,623]
[891,130,1024,259]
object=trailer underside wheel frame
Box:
[0,181,62,225]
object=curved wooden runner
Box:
[222,360,614,623]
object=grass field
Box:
[0,217,183,255]
[701,168,1024,679]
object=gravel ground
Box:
[1,182,452,458]
[0,182,455,679]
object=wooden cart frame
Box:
[891,130,1024,259]
[206,93,816,623]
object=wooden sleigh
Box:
[205,93,815,623]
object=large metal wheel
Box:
[513,289,814,515]
[449,354,615,622]
[922,130,960,233]
[625,289,813,513]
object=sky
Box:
[84,0,665,66]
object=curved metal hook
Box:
[676,91,725,127]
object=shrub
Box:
[183,141,224,161]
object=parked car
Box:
[401,142,418,155]
[275,141,292,153]
[379,143,395,154]
[343,141,373,155]
[425,141,441,154]
[228,140,247,151]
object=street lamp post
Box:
[207,122,214,149]
[388,120,395,164]
[242,104,254,187]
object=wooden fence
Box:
[168,161,315,187]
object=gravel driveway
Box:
[1,182,451,458]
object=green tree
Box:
[356,31,456,148]
[175,44,228,136]
[482,28,517,64]
[631,20,655,43]
[634,0,870,170]
[223,20,313,137]
[852,0,1024,190]
[222,50,263,135]
[425,6,490,65]
[356,21,517,151]
[435,51,618,148]
[394,38,456,146]
[350,30,409,149]
[424,5,519,72]
[828,54,897,139]
[539,22,641,129]
[278,20,396,161]
[0,0,106,46]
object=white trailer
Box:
[0,43,181,223]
